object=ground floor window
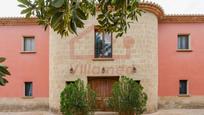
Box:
[66,81,75,85]
[135,80,140,84]
[179,80,188,95]
[25,82,32,96]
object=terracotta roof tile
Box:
[0,17,38,26]
[1,2,204,25]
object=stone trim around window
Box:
[177,34,192,52]
[21,36,36,53]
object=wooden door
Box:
[88,77,118,111]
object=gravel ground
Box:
[1,109,204,115]
[144,109,204,115]
[0,112,52,115]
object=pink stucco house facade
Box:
[159,22,204,108]
[0,18,49,111]
[0,1,204,113]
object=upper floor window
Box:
[178,35,190,50]
[23,37,35,52]
[95,28,112,58]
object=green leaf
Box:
[76,8,87,20]
[0,70,5,77]
[20,8,32,14]
[116,32,123,38]
[97,14,105,19]
[25,12,32,18]
[18,4,26,8]
[17,0,30,5]
[111,0,117,4]
[52,0,65,8]
[51,12,63,28]
[70,19,77,35]
[0,66,11,75]
[0,57,9,86]
[0,77,8,86]
[0,57,6,63]
[0,78,5,86]
[75,17,84,28]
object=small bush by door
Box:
[60,79,96,115]
[108,76,148,115]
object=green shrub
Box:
[60,79,96,115]
[108,76,147,115]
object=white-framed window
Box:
[178,35,190,50]
[23,37,35,52]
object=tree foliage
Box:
[0,57,10,86]
[17,0,142,38]
[108,76,147,115]
[60,79,96,115]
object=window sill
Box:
[176,49,192,52]
[92,58,114,61]
[22,96,34,99]
[178,94,190,97]
[20,51,36,54]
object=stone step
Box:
[94,112,118,115]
